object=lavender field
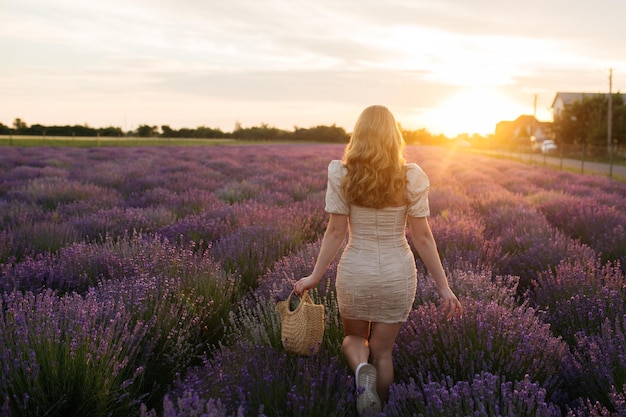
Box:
[0,143,625,417]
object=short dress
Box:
[324,160,430,323]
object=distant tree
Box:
[232,123,289,141]
[611,100,626,152]
[13,118,27,133]
[292,124,349,143]
[177,128,195,138]
[468,133,492,149]
[0,123,11,134]
[553,93,625,150]
[22,124,46,136]
[66,125,92,136]
[98,126,124,137]
[400,126,434,145]
[161,125,176,138]
[195,126,227,139]
[136,125,158,137]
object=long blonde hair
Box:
[342,105,407,208]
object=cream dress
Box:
[325,160,430,323]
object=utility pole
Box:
[608,68,613,178]
[608,69,613,153]
[533,94,537,118]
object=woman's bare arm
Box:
[408,216,462,317]
[294,213,348,295]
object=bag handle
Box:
[285,290,313,313]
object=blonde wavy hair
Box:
[342,105,407,208]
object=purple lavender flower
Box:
[385,372,562,417]
[394,299,570,398]
[164,344,355,417]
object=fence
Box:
[496,143,626,179]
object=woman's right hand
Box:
[293,275,318,296]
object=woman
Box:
[293,105,462,416]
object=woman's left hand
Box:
[438,287,463,319]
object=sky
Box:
[2,0,626,137]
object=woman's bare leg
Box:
[368,322,402,403]
[341,318,371,371]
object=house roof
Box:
[496,115,543,128]
[513,114,540,125]
[495,114,550,140]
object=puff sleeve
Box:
[405,163,430,217]
[324,160,350,215]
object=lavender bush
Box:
[530,259,625,346]
[565,384,626,417]
[162,344,355,417]
[0,289,152,416]
[5,219,82,260]
[95,270,233,410]
[471,190,596,291]
[533,190,626,268]
[384,372,562,417]
[140,394,244,417]
[530,258,625,409]
[1,233,236,413]
[412,269,520,310]
[225,274,344,360]
[567,317,626,412]
[394,299,570,398]
[426,209,497,274]
[209,201,326,291]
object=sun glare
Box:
[423,88,528,137]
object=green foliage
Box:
[231,123,290,141]
[136,125,159,138]
[161,125,227,139]
[292,124,349,143]
[8,119,124,137]
[13,118,28,131]
[553,93,626,148]
[401,126,435,145]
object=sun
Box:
[424,88,528,137]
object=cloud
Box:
[2,0,626,135]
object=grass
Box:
[0,135,241,147]
[470,148,626,181]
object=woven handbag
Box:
[276,290,325,356]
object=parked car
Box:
[541,140,557,154]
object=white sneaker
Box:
[355,363,382,416]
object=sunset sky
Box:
[2,0,625,137]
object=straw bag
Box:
[276,290,325,356]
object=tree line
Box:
[0,118,460,145]
[0,118,353,143]
[3,118,125,138]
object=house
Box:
[552,92,625,118]
[495,115,550,145]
